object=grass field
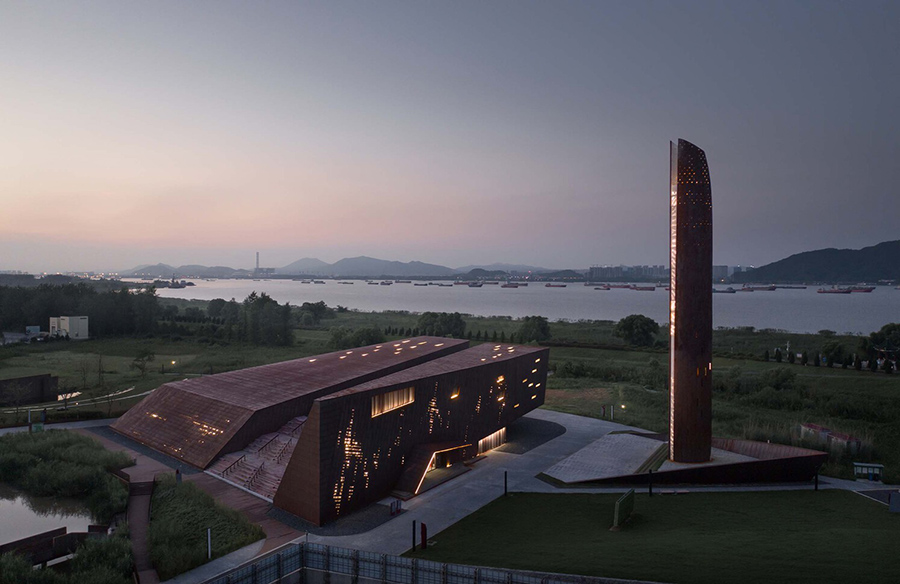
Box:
[2,306,897,479]
[406,491,898,584]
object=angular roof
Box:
[325,343,546,399]
[111,337,468,467]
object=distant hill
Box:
[327,256,455,278]
[120,256,579,279]
[734,240,900,283]
[276,257,331,275]
[463,268,509,279]
[120,264,249,278]
[454,263,554,274]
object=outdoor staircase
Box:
[207,416,306,500]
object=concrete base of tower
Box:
[543,432,826,485]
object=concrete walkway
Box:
[309,409,636,554]
[0,417,119,436]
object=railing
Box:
[201,542,648,584]
[246,462,265,487]
[275,439,294,464]
[221,454,246,476]
[256,435,279,454]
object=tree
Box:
[207,298,227,319]
[774,348,782,363]
[130,351,155,378]
[58,384,79,410]
[518,316,552,343]
[821,341,845,369]
[613,314,658,347]
[854,355,863,371]
[885,360,895,375]
[328,327,385,350]
[475,330,482,341]
[869,357,879,372]
[763,349,770,362]
[416,312,466,338]
[787,350,796,364]
[801,351,809,366]
[813,353,821,367]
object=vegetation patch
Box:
[0,430,131,523]
[148,475,264,580]
[0,533,134,584]
[406,491,899,584]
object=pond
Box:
[0,483,96,546]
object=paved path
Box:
[0,417,118,436]
[75,427,171,584]
[309,409,636,554]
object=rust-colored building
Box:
[112,337,548,525]
[669,139,713,463]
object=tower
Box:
[669,139,712,463]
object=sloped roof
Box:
[111,337,468,467]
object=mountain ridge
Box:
[733,240,900,283]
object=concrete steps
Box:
[206,416,306,500]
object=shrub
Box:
[149,475,264,580]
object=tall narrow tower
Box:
[669,139,712,463]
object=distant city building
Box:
[669,139,713,463]
[49,316,89,339]
[588,265,669,281]
[712,265,728,282]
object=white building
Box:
[49,316,89,340]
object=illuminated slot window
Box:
[362,353,369,357]
[450,389,460,400]
[340,355,347,359]
[371,386,415,418]
[531,394,537,399]
[534,358,541,363]
[435,343,444,347]
[402,340,411,344]
[477,427,507,455]
[308,359,317,363]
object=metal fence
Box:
[203,543,644,584]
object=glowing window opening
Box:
[371,386,415,418]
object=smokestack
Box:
[256,252,259,271]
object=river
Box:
[0,483,94,546]
[144,280,900,335]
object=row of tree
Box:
[0,283,158,337]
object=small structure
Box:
[853,462,884,482]
[0,374,59,407]
[49,316,89,339]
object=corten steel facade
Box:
[112,336,548,525]
[669,139,713,463]
[275,343,548,525]
[111,337,469,468]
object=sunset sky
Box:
[1,1,897,272]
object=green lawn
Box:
[407,491,898,584]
